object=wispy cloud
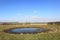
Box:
[25,16,48,22]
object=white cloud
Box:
[26,16,48,22]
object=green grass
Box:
[0,25,60,40]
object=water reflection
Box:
[4,28,49,34]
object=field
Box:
[0,24,60,40]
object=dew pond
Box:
[4,27,50,34]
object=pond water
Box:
[4,28,48,34]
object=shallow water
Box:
[5,28,47,34]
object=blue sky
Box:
[0,0,60,22]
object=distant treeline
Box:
[0,22,22,25]
[0,22,31,25]
[48,22,60,25]
[0,22,60,25]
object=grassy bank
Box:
[0,25,60,40]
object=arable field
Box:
[0,24,60,40]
